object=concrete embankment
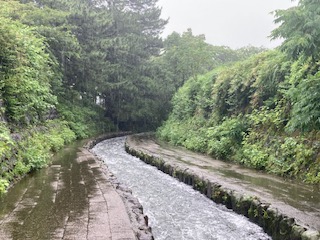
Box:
[125,133,320,240]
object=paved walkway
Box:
[64,147,136,240]
[0,142,142,240]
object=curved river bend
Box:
[93,137,271,240]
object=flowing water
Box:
[93,137,271,240]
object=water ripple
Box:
[92,137,271,240]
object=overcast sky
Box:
[157,0,298,49]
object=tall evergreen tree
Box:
[99,0,167,129]
[15,0,169,130]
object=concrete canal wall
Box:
[125,134,320,240]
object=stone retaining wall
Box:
[125,137,319,240]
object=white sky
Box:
[157,0,298,49]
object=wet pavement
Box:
[126,134,320,232]
[0,141,137,240]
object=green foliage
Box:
[239,106,287,169]
[286,70,320,132]
[211,50,290,117]
[45,120,76,151]
[12,161,30,176]
[306,165,320,184]
[170,69,220,121]
[276,137,314,175]
[0,0,80,96]
[247,105,286,132]
[57,95,115,138]
[157,117,188,146]
[0,122,17,188]
[241,132,317,178]
[241,137,269,170]
[0,178,9,195]
[207,117,247,159]
[163,29,215,89]
[158,46,320,183]
[18,135,50,170]
[0,122,15,160]
[16,120,76,170]
[0,14,57,125]
[271,0,320,61]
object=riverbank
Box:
[125,133,320,240]
[0,133,153,239]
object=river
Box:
[92,137,271,240]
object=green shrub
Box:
[268,137,315,177]
[0,16,57,125]
[183,133,208,153]
[286,71,320,132]
[57,98,115,138]
[0,178,9,195]
[44,120,76,152]
[157,118,187,145]
[157,46,320,183]
[16,119,77,171]
[240,131,318,181]
[206,117,246,159]
[17,133,51,170]
[240,133,269,169]
[12,161,30,176]
[306,171,320,184]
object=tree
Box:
[4,0,82,96]
[13,0,170,130]
[162,29,214,90]
[99,0,168,129]
[271,0,320,61]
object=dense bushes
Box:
[0,100,114,195]
[0,16,57,125]
[15,120,76,171]
[57,96,115,138]
[158,50,320,183]
[0,120,77,194]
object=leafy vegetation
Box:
[1,0,183,194]
[158,44,320,183]
[0,15,57,125]
[1,0,319,194]
[158,0,320,184]
[271,0,320,61]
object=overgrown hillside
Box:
[0,1,116,194]
[158,0,320,183]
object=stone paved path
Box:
[0,142,139,240]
